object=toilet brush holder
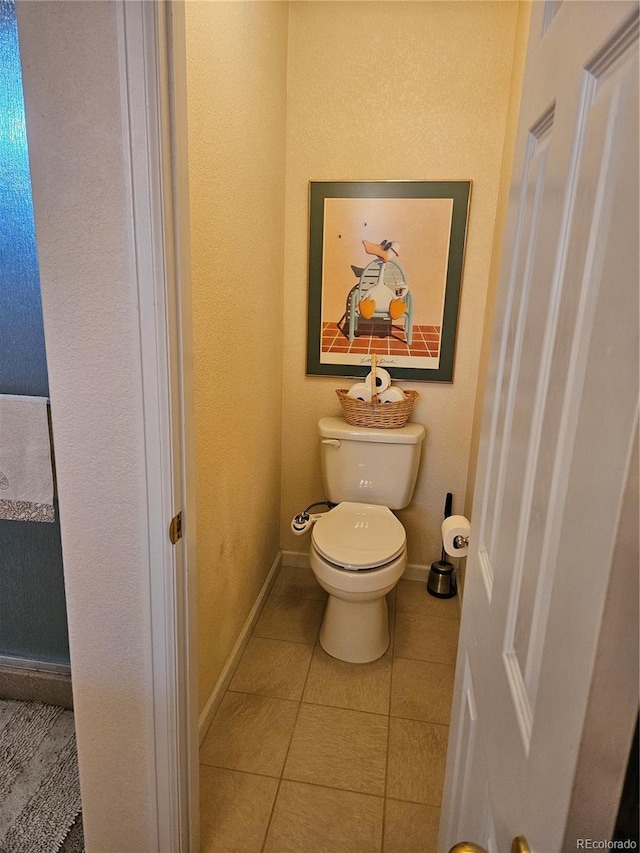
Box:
[427,559,457,598]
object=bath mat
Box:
[0,699,82,853]
[59,815,84,853]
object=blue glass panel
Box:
[0,0,49,396]
[0,0,69,666]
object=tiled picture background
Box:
[321,321,441,359]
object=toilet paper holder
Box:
[441,515,471,558]
[453,533,470,550]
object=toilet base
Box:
[319,594,390,663]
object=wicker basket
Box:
[336,388,418,429]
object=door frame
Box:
[122,2,199,849]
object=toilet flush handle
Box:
[322,439,341,447]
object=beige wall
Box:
[281,1,525,568]
[461,0,531,594]
[185,1,289,713]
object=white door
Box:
[440,3,639,852]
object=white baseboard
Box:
[281,549,430,583]
[198,551,282,745]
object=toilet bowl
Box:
[310,502,407,663]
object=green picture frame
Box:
[306,180,471,382]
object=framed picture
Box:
[306,180,471,382]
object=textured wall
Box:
[280,1,523,567]
[17,2,156,848]
[185,2,289,713]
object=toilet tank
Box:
[319,416,425,510]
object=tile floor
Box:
[200,566,460,853]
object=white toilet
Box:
[310,416,425,663]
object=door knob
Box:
[449,845,487,853]
[449,837,530,853]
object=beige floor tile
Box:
[200,691,299,776]
[387,717,449,805]
[396,579,460,620]
[199,765,278,853]
[383,799,441,853]
[394,611,459,665]
[253,595,326,644]
[302,645,391,715]
[263,780,384,853]
[390,658,455,725]
[283,703,388,795]
[271,565,327,600]
[229,637,313,700]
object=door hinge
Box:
[169,511,183,545]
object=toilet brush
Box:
[427,492,457,598]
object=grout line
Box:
[391,656,457,672]
[267,775,387,801]
[259,619,318,853]
[199,762,280,780]
[250,633,318,647]
[220,689,452,728]
[394,602,461,620]
[259,780,278,853]
[269,593,327,602]
[221,688,299,705]
[279,772,386,802]
[388,653,457,667]
[200,762,440,810]
[381,693,392,847]
[297,698,390,720]
[387,714,451,732]
[386,794,444,808]
[381,601,400,853]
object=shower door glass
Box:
[0,0,69,666]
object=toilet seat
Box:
[311,502,406,571]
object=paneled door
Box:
[440,2,638,851]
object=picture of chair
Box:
[347,240,414,344]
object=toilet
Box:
[309,416,425,663]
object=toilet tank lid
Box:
[319,416,425,445]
